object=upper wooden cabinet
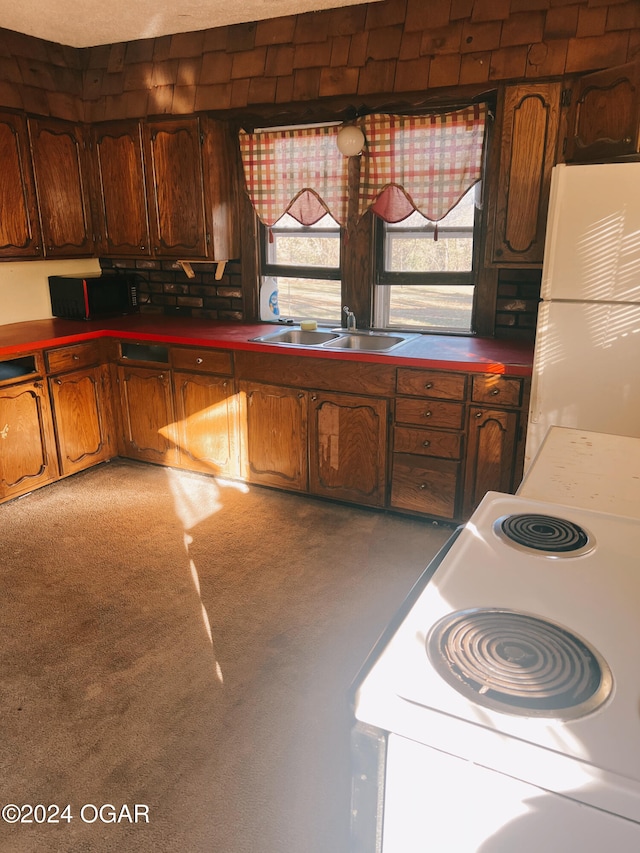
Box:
[565,61,640,163]
[143,116,209,259]
[91,120,151,257]
[201,116,240,263]
[0,111,42,258]
[486,83,562,266]
[28,117,94,257]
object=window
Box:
[244,105,489,334]
[373,184,480,333]
[259,212,342,324]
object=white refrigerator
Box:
[524,161,640,471]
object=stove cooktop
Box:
[354,491,640,821]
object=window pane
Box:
[267,213,340,269]
[383,284,474,332]
[261,276,342,324]
[383,187,476,274]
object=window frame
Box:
[374,200,480,288]
[371,184,484,332]
[259,218,342,283]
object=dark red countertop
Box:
[0,315,534,376]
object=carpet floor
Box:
[0,459,452,853]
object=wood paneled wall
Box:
[0,0,638,121]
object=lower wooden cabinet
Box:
[239,381,308,491]
[462,407,520,519]
[173,370,239,478]
[391,454,460,519]
[309,392,388,508]
[0,337,530,520]
[0,378,58,501]
[49,364,115,475]
[117,365,178,466]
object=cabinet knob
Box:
[475,411,483,418]
[490,387,500,396]
[419,483,427,490]
[159,373,164,380]
[425,382,433,389]
[422,440,430,447]
[55,379,62,385]
[196,357,203,364]
[140,245,146,251]
[311,394,317,401]
[297,392,304,399]
[423,410,432,418]
[73,354,80,360]
[222,380,228,388]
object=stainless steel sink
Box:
[251,329,342,345]
[251,327,415,352]
[323,333,409,352]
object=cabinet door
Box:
[28,117,94,257]
[144,117,208,258]
[309,392,387,507]
[565,61,640,162]
[463,407,519,518]
[92,120,150,256]
[117,365,178,465]
[239,381,307,491]
[0,111,42,258]
[173,371,239,478]
[201,116,240,262]
[49,365,115,476]
[487,83,561,265]
[0,380,58,502]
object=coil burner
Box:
[426,608,612,719]
[494,513,594,557]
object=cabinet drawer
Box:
[471,375,523,407]
[395,397,464,429]
[171,346,232,375]
[394,426,462,459]
[390,454,459,519]
[396,368,466,400]
[45,342,101,374]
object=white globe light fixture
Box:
[336,124,365,156]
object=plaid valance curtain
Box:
[238,124,349,227]
[238,104,487,228]
[359,104,487,223]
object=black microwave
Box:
[48,274,139,320]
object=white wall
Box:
[0,258,102,325]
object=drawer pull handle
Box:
[490,388,500,396]
[423,410,432,418]
[422,440,430,447]
[196,357,203,364]
[425,382,433,389]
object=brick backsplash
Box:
[494,269,541,339]
[99,258,244,321]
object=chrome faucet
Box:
[343,306,357,330]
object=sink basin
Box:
[252,329,342,345]
[323,333,409,351]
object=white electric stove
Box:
[351,490,640,852]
